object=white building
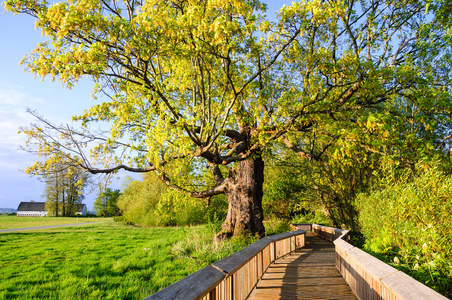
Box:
[16,201,87,216]
[16,201,48,217]
[75,204,87,216]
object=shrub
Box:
[291,210,330,225]
[155,190,207,226]
[113,216,124,222]
[264,218,291,236]
[357,164,452,297]
[117,173,228,227]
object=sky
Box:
[0,8,102,209]
[0,1,290,210]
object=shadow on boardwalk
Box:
[248,233,357,300]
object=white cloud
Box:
[0,82,43,106]
[0,87,36,153]
[0,84,45,207]
[0,81,67,153]
[0,83,43,181]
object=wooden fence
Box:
[145,224,448,300]
[144,229,306,300]
[291,223,449,300]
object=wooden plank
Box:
[290,223,312,231]
[330,224,448,300]
[334,237,355,253]
[248,233,357,300]
[213,238,271,274]
[312,224,350,242]
[334,228,349,240]
[381,271,449,300]
[214,230,305,274]
[143,265,225,300]
[266,229,306,242]
[345,247,397,280]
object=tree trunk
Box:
[62,190,66,217]
[55,190,59,217]
[218,155,266,240]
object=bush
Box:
[113,216,124,222]
[357,164,452,297]
[291,210,330,225]
[155,190,207,226]
[117,173,228,227]
[264,218,291,236]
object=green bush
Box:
[357,164,452,297]
[291,210,330,225]
[155,190,207,226]
[117,173,228,227]
[113,216,124,222]
[264,218,291,236]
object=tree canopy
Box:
[93,188,121,216]
[8,0,452,236]
[43,166,87,217]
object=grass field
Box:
[0,216,112,230]
[0,217,247,299]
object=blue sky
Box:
[0,8,99,209]
[0,1,290,210]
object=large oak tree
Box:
[7,0,452,237]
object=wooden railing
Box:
[144,229,306,300]
[292,223,448,300]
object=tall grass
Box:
[357,165,452,297]
[0,222,247,299]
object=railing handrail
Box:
[295,223,448,300]
[144,229,307,300]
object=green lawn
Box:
[0,221,244,299]
[0,216,112,230]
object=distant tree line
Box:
[93,188,121,217]
[43,165,87,217]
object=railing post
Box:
[272,241,276,261]
[209,287,216,300]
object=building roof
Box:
[17,202,86,212]
[17,201,46,211]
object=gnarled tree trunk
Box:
[218,155,265,240]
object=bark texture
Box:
[218,155,265,240]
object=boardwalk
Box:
[146,226,446,300]
[248,233,357,300]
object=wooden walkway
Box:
[248,233,357,300]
